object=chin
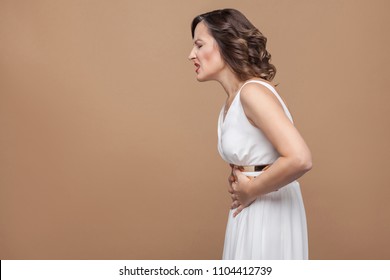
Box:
[196,74,211,82]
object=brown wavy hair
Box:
[191,9,276,82]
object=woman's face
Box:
[188,21,226,82]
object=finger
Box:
[231,181,237,191]
[231,200,240,209]
[228,174,235,185]
[233,168,250,183]
[232,168,244,179]
[233,205,245,218]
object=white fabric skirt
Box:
[222,179,308,260]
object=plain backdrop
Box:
[1,0,389,259]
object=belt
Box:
[231,164,270,172]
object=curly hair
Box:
[191,9,276,82]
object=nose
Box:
[188,47,196,61]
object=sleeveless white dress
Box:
[218,80,308,260]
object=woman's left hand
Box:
[230,168,257,217]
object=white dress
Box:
[218,80,308,260]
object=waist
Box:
[230,164,270,179]
[231,164,270,172]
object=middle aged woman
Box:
[188,9,312,259]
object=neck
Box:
[216,70,243,100]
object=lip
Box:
[194,63,200,73]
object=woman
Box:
[188,9,312,260]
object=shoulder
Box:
[239,79,283,111]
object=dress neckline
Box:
[222,80,260,124]
[222,80,256,123]
[222,91,240,123]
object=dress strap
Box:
[238,80,294,123]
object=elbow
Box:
[302,158,313,173]
[293,154,312,174]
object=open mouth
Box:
[194,63,200,73]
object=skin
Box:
[188,21,243,100]
[189,21,312,217]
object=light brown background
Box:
[1,0,389,259]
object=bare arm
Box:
[230,82,312,217]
